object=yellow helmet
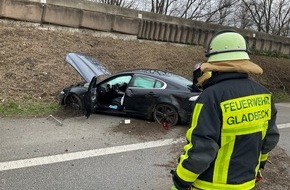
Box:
[206,31,249,62]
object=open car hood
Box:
[66,53,111,82]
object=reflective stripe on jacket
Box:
[176,72,279,190]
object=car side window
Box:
[100,75,132,91]
[132,75,164,89]
[155,80,163,88]
[108,75,132,86]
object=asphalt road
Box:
[0,103,289,190]
[275,103,290,156]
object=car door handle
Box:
[147,92,156,96]
[126,89,133,96]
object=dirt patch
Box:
[113,119,168,136]
[0,20,289,104]
[256,147,290,189]
[0,20,290,188]
[112,118,187,140]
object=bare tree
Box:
[271,0,290,36]
[89,0,289,37]
[177,0,208,19]
[148,0,238,25]
[242,0,267,32]
[177,0,237,25]
[150,0,177,15]
[236,2,253,29]
[241,0,289,36]
[90,0,137,8]
[206,0,239,24]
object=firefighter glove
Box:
[171,170,191,190]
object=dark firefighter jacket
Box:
[175,72,280,190]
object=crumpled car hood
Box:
[66,53,111,82]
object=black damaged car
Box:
[59,53,200,126]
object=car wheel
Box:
[153,104,179,126]
[66,94,83,111]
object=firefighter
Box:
[171,31,280,190]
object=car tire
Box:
[66,94,83,111]
[153,104,179,126]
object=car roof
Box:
[115,69,193,88]
[117,69,179,78]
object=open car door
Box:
[84,76,98,118]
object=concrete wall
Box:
[0,0,289,55]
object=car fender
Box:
[154,94,181,111]
[153,94,192,124]
[63,86,87,104]
[69,86,88,95]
